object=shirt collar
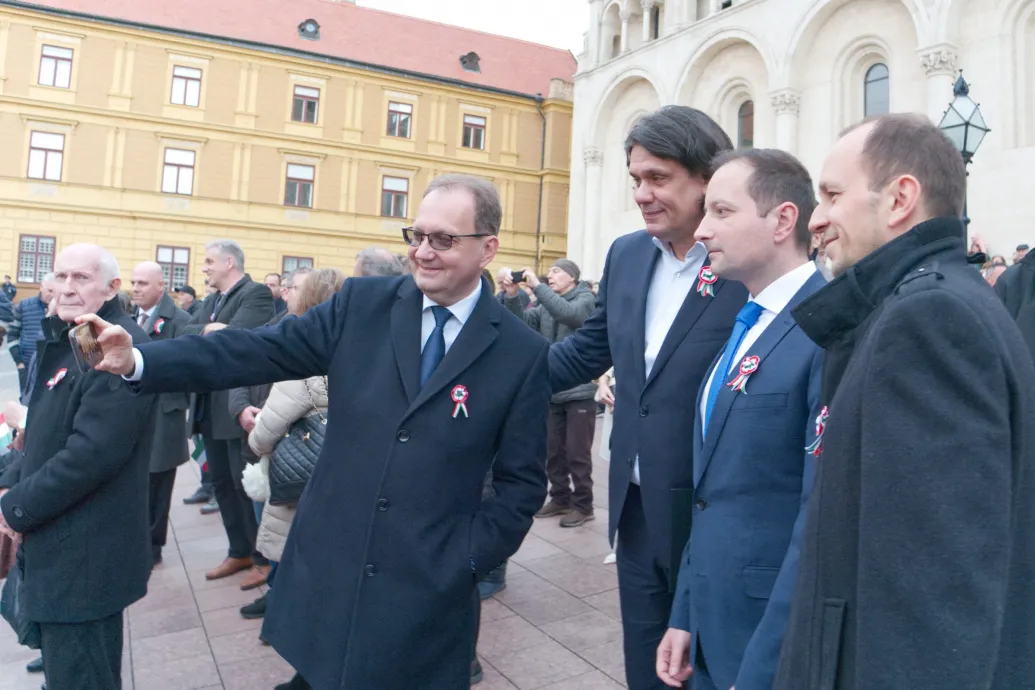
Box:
[752,261,817,315]
[422,280,483,326]
[651,237,708,266]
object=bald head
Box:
[131,261,167,311]
[53,243,121,322]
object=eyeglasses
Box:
[402,227,490,251]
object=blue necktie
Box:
[702,301,764,437]
[420,306,452,388]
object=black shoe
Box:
[182,486,213,505]
[478,561,507,600]
[239,593,267,620]
[470,658,483,685]
[26,656,43,673]
[274,674,311,690]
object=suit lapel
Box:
[407,286,500,418]
[390,279,423,405]
[631,242,661,390]
[695,270,827,485]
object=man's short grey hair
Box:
[355,247,405,277]
[206,240,246,271]
[97,249,120,285]
[423,174,502,236]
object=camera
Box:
[511,270,525,283]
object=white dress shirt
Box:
[136,305,156,327]
[127,281,484,381]
[698,261,817,421]
[421,281,482,355]
[633,238,708,485]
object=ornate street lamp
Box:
[938,71,989,234]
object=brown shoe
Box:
[240,565,270,591]
[205,557,253,581]
[560,509,595,528]
[534,500,571,518]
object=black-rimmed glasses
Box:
[401,227,490,251]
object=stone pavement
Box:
[0,419,627,689]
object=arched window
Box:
[738,100,754,148]
[864,63,890,116]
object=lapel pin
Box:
[696,266,717,297]
[450,385,469,419]
[805,406,829,457]
[727,355,759,393]
[153,318,166,335]
[46,368,68,390]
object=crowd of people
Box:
[0,104,1033,690]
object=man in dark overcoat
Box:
[81,174,550,690]
[130,261,192,567]
[774,114,1035,689]
[0,244,156,689]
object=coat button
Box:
[695,499,707,510]
[13,507,24,518]
[397,430,410,443]
[364,564,377,577]
[377,498,390,511]
[639,406,649,417]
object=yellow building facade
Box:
[0,2,574,294]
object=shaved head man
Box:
[131,262,167,316]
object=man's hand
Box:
[501,275,519,297]
[75,314,135,376]
[522,268,540,289]
[16,363,24,370]
[656,628,693,687]
[597,380,615,409]
[0,489,20,544]
[238,406,261,432]
[4,401,27,430]
[203,322,228,335]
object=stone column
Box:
[583,148,605,279]
[619,9,631,54]
[641,0,656,42]
[919,45,959,124]
[770,89,801,155]
[587,0,605,69]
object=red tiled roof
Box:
[17,0,576,97]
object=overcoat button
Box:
[397,430,410,442]
[364,564,377,577]
[640,406,649,417]
[377,498,390,511]
[696,499,707,510]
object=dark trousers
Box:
[546,399,596,512]
[616,484,673,690]
[149,469,177,556]
[41,611,123,690]
[203,434,260,561]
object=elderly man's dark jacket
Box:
[139,293,192,473]
[184,275,274,441]
[129,276,549,689]
[775,217,1035,689]
[995,250,1035,361]
[0,297,156,623]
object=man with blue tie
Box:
[79,174,551,690]
[656,149,826,690]
[550,106,748,689]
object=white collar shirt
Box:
[421,281,483,354]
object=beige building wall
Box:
[0,5,573,295]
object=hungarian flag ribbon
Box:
[726,356,759,393]
[805,406,829,457]
[46,368,68,390]
[451,385,469,419]
[696,265,717,297]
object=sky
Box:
[357,0,588,54]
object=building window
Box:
[459,52,481,73]
[17,235,55,284]
[387,102,412,138]
[651,6,661,40]
[27,131,64,182]
[737,101,754,148]
[38,45,73,88]
[381,176,409,218]
[161,148,196,196]
[462,115,486,150]
[297,19,320,41]
[292,86,320,124]
[283,256,314,273]
[285,164,315,207]
[864,63,890,117]
[156,246,190,288]
[170,66,202,107]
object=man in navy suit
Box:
[80,174,550,690]
[656,150,825,690]
[550,106,748,688]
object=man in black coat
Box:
[0,244,156,689]
[549,106,747,689]
[130,261,192,567]
[775,114,1035,689]
[994,250,1035,360]
[83,174,549,689]
[183,240,274,584]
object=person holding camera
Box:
[503,259,598,527]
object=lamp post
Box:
[937,71,989,238]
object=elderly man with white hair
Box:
[0,243,157,689]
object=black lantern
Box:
[938,72,989,234]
